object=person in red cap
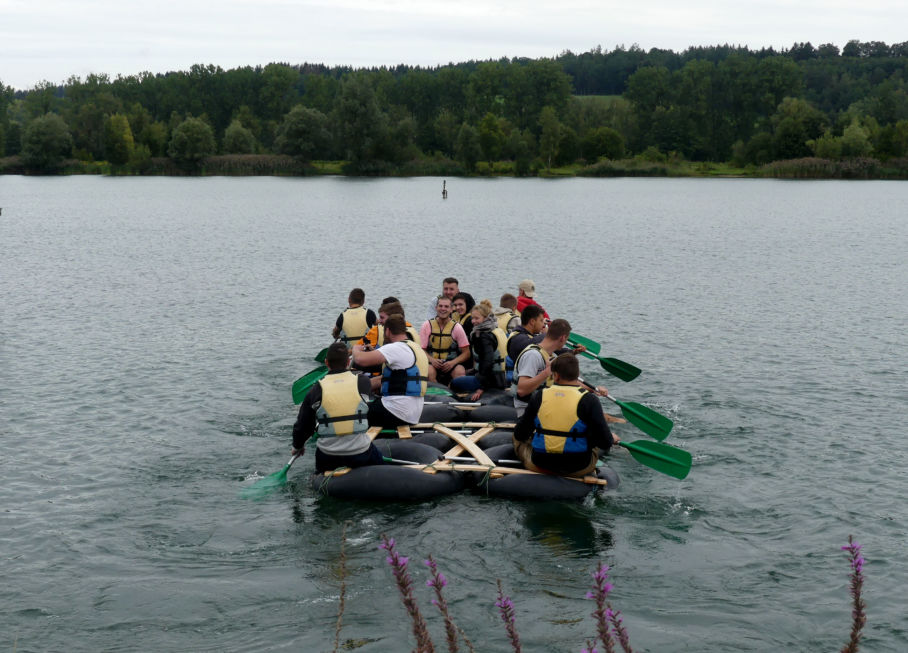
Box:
[516,279,549,318]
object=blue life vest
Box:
[381,341,429,397]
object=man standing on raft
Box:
[291,342,384,472]
[513,353,617,478]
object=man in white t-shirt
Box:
[352,314,429,428]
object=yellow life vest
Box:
[496,310,519,333]
[427,318,460,361]
[314,371,369,437]
[480,327,508,374]
[339,306,370,346]
[532,384,589,454]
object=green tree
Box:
[168,117,216,165]
[103,113,134,165]
[581,126,625,160]
[222,119,256,154]
[455,123,481,172]
[478,112,503,162]
[839,119,873,157]
[21,113,73,172]
[274,105,331,160]
[334,73,389,168]
[556,126,580,165]
[538,106,561,167]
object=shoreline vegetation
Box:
[3,153,908,179]
[3,40,908,180]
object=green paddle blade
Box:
[314,348,328,363]
[614,398,673,441]
[425,386,453,396]
[239,464,292,500]
[619,440,691,479]
[568,332,601,355]
[292,365,328,404]
[599,357,642,382]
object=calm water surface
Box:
[1,176,906,651]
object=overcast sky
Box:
[1,0,905,90]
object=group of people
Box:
[292,278,618,480]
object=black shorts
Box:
[367,399,412,429]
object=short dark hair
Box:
[551,352,580,380]
[500,293,517,310]
[451,292,475,312]
[520,304,545,324]
[547,318,571,340]
[325,342,350,370]
[379,301,404,317]
[442,277,458,286]
[348,288,365,305]
[382,296,399,305]
[384,314,407,336]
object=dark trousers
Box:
[315,443,385,473]
[367,399,411,429]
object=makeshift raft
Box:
[309,422,618,501]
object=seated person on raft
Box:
[506,304,547,363]
[512,353,617,478]
[450,299,509,401]
[352,314,429,429]
[332,287,377,350]
[494,293,521,334]
[419,296,470,386]
[291,342,385,473]
[451,291,476,340]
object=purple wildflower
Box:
[425,556,459,653]
[840,535,866,653]
[587,562,616,653]
[496,579,522,653]
[607,606,633,653]
[379,534,435,653]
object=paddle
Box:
[291,365,328,404]
[568,333,641,382]
[599,392,673,441]
[314,347,328,363]
[618,440,691,480]
[239,453,301,499]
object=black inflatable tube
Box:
[310,441,462,500]
[470,444,619,500]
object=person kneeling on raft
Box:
[352,314,429,429]
[291,342,385,473]
[512,353,617,478]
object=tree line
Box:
[1,39,907,175]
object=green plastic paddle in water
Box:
[292,365,328,404]
[239,453,301,499]
[567,333,641,382]
[619,439,691,480]
[314,347,328,363]
[600,392,673,441]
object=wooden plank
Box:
[367,426,382,441]
[397,425,412,439]
[442,425,495,458]
[399,462,609,486]
[434,425,496,467]
[413,421,515,429]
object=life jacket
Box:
[381,340,429,397]
[496,310,519,333]
[406,324,419,343]
[427,318,460,361]
[473,327,508,375]
[339,306,369,346]
[314,371,369,437]
[512,344,554,401]
[531,384,589,454]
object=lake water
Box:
[1,175,906,652]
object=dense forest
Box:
[2,40,908,177]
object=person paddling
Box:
[291,342,384,472]
[352,314,429,429]
[512,353,617,478]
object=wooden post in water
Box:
[442,180,447,199]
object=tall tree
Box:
[274,105,331,160]
[103,113,134,164]
[538,106,561,167]
[21,113,73,172]
[168,116,216,166]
